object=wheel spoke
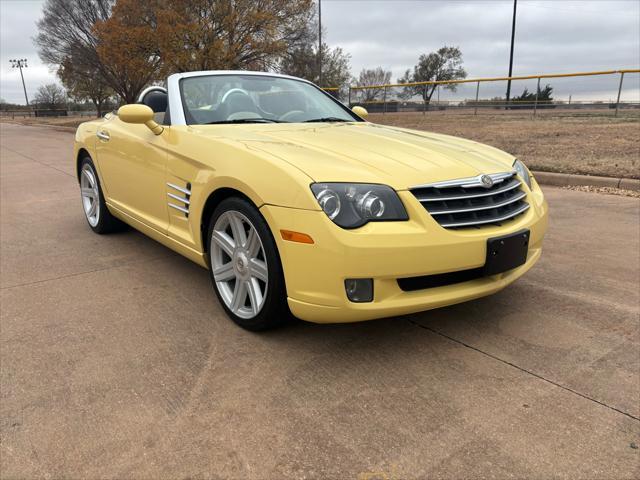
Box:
[81,187,95,199]
[213,262,235,282]
[246,278,263,315]
[87,200,97,217]
[249,258,268,282]
[245,228,260,256]
[212,230,235,257]
[230,280,247,313]
[83,169,95,188]
[228,214,247,247]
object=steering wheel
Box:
[221,88,250,104]
[279,110,306,122]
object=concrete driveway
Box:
[1,122,638,479]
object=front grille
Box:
[410,171,529,229]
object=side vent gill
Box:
[167,182,191,218]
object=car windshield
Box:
[179,74,357,125]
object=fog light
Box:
[345,278,373,303]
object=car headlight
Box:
[513,159,532,189]
[310,183,408,228]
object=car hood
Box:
[189,122,516,190]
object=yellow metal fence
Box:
[323,68,640,117]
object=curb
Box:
[533,171,640,192]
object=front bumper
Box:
[260,178,548,323]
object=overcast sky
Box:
[1,0,638,104]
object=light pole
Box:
[10,58,30,106]
[505,0,517,105]
[318,0,322,85]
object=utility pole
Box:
[505,0,517,104]
[318,0,322,85]
[10,58,30,106]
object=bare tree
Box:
[34,0,113,74]
[34,84,66,109]
[280,43,351,88]
[58,59,113,116]
[34,0,158,104]
[354,67,392,103]
[398,46,467,104]
[279,12,351,88]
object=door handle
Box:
[96,130,110,141]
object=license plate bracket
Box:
[484,229,530,276]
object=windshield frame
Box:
[168,71,361,126]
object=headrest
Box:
[142,91,167,113]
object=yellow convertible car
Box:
[74,71,548,330]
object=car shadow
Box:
[261,290,509,354]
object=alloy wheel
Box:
[210,210,269,319]
[80,164,100,227]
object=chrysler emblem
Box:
[480,174,494,188]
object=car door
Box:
[94,118,169,233]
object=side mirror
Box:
[352,105,368,119]
[117,104,163,135]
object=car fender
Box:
[74,116,112,189]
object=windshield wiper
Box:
[303,117,350,123]
[206,118,283,124]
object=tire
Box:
[79,156,125,234]
[207,197,290,331]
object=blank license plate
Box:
[484,229,530,275]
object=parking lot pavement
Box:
[1,122,638,479]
